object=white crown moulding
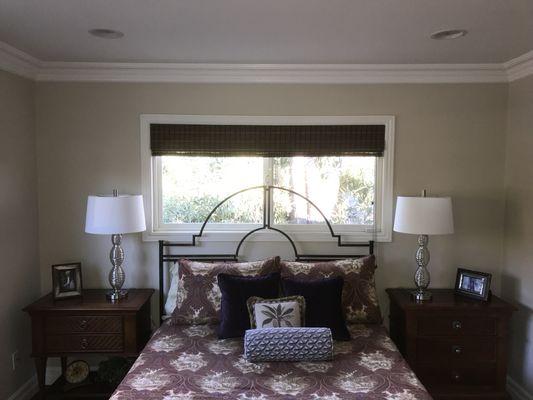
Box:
[504,50,533,82]
[0,41,40,79]
[34,61,508,84]
[0,40,532,84]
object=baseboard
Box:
[7,375,38,400]
[508,375,533,400]
[7,366,63,400]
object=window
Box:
[159,156,374,226]
[161,156,264,225]
[272,156,375,226]
[141,115,394,242]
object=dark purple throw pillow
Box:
[282,276,351,341]
[217,272,281,339]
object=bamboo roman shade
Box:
[150,124,385,157]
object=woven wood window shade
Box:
[150,124,385,157]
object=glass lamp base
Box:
[411,290,432,302]
[106,289,128,302]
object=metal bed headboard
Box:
[158,185,374,321]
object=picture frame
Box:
[52,262,83,300]
[454,267,491,301]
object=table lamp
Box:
[393,190,454,301]
[85,190,146,301]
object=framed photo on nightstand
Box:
[52,262,83,300]
[454,267,491,301]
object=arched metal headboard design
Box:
[159,185,374,319]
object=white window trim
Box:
[140,114,395,242]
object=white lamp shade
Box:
[85,195,146,234]
[394,196,454,235]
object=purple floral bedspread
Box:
[111,322,431,399]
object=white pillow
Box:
[254,300,302,328]
[247,296,306,329]
[164,262,179,316]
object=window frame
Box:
[141,114,395,243]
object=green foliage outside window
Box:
[161,156,374,226]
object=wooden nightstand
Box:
[24,289,154,399]
[386,288,515,400]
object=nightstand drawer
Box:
[416,363,497,386]
[46,334,124,352]
[417,337,496,363]
[45,315,123,334]
[417,316,496,336]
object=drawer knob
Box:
[451,371,461,381]
[452,345,462,354]
[452,320,462,330]
[80,338,88,349]
[79,320,88,330]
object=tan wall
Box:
[502,75,533,393]
[34,82,508,324]
[0,70,40,398]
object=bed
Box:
[110,321,431,399]
[111,186,431,399]
[110,251,432,399]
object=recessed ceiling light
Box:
[88,28,124,39]
[430,29,467,40]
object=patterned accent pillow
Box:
[170,257,280,325]
[247,296,305,329]
[280,255,382,324]
[244,327,333,362]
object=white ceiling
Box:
[0,0,532,64]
